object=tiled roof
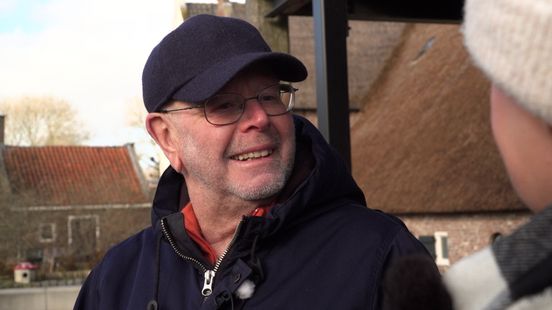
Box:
[2,145,150,206]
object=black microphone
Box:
[382,254,453,310]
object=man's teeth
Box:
[233,150,272,161]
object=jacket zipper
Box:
[160,217,244,297]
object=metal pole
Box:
[312,0,352,171]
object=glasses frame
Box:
[160,83,297,126]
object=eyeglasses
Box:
[161,84,297,126]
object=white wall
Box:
[0,286,80,310]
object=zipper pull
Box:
[202,270,215,296]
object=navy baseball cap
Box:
[142,14,308,112]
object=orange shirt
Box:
[182,203,271,265]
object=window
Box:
[38,223,56,243]
[434,231,449,266]
[419,235,436,259]
[68,215,99,258]
[419,231,450,266]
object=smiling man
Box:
[74,14,433,310]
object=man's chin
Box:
[231,176,286,202]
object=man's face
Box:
[168,70,296,203]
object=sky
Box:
[0,0,181,148]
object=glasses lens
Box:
[203,84,295,125]
[204,94,243,125]
[260,84,294,116]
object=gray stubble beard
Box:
[180,128,296,203]
[230,147,295,201]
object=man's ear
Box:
[146,113,183,172]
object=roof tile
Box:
[2,145,149,206]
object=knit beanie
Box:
[462,0,552,125]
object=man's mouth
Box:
[231,149,273,161]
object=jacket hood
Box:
[149,115,366,230]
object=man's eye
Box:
[260,94,279,102]
[210,101,237,113]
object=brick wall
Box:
[2,206,150,274]
[398,212,531,270]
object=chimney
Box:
[0,115,4,145]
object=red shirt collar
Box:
[182,202,272,265]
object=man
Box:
[74,14,431,309]
[442,0,552,309]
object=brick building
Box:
[0,132,152,272]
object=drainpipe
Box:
[0,115,4,145]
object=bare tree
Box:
[0,96,89,146]
[125,96,148,129]
[125,97,161,182]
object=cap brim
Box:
[170,52,307,104]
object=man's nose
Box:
[238,97,270,130]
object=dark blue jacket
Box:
[74,116,431,310]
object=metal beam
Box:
[312,0,351,171]
[268,0,464,22]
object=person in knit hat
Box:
[442,0,552,309]
[382,1,552,309]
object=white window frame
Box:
[67,215,100,246]
[38,223,56,243]
[434,231,450,266]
